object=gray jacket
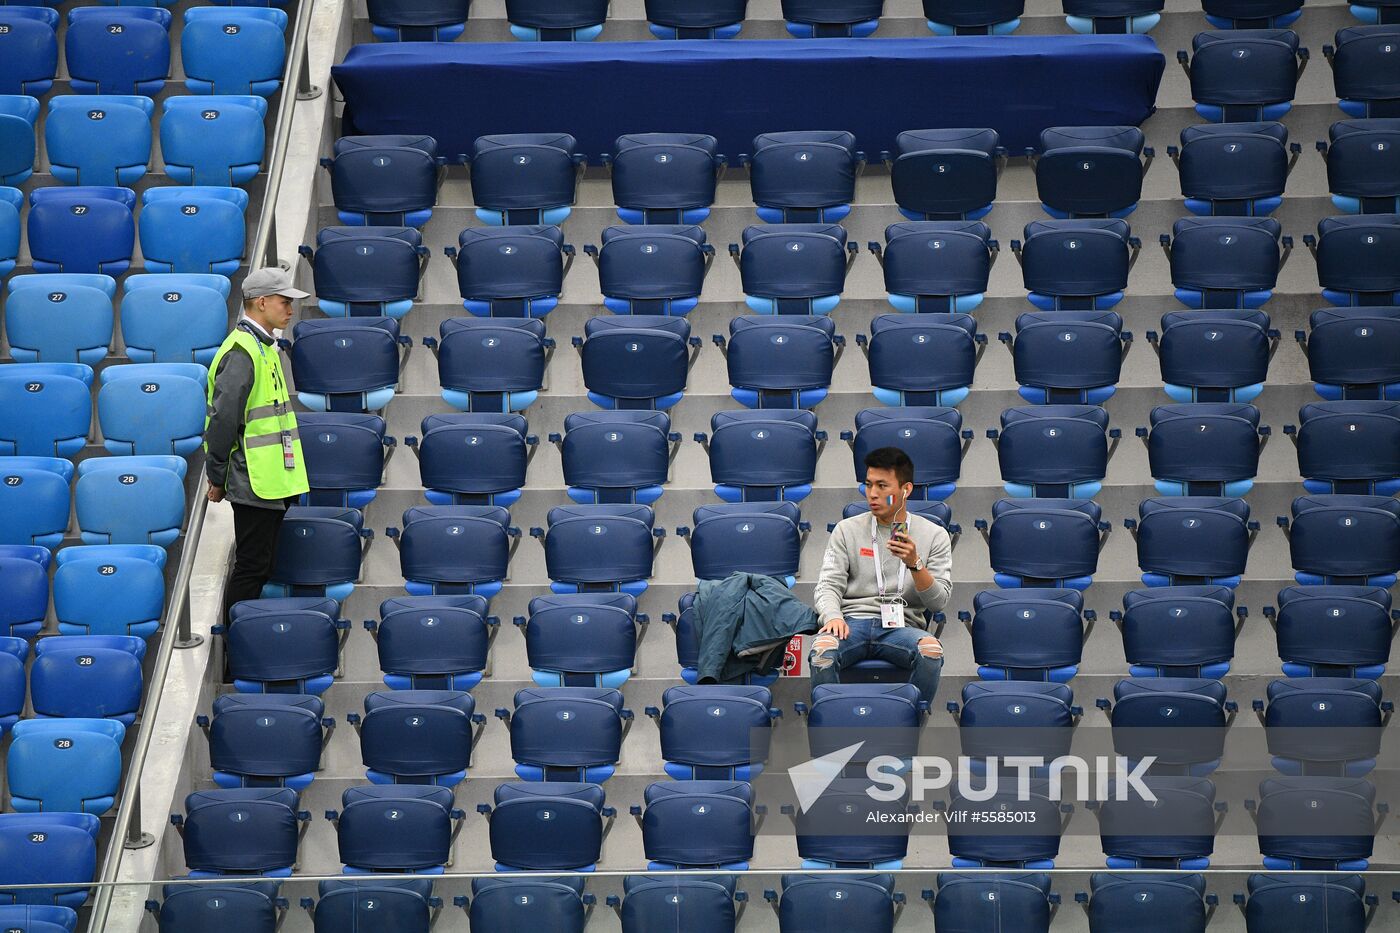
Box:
[204,322,286,510]
[694,572,820,684]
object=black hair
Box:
[863,446,914,488]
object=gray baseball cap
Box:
[241,266,310,300]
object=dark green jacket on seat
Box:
[694,572,820,684]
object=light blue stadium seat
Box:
[160,96,267,186]
[74,455,186,547]
[0,9,58,97]
[120,273,231,365]
[0,186,20,276]
[54,544,165,637]
[27,186,136,275]
[139,187,248,275]
[4,274,116,364]
[0,95,38,185]
[0,545,49,638]
[181,8,287,96]
[45,95,152,186]
[0,813,99,908]
[8,719,126,815]
[0,637,26,737]
[98,362,208,455]
[0,457,72,549]
[0,905,77,933]
[0,367,92,457]
[65,7,171,96]
[30,635,145,726]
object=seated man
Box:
[811,446,952,704]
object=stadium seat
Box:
[953,681,1077,765]
[297,412,388,508]
[887,128,1000,220]
[368,594,493,691]
[781,0,882,37]
[203,693,328,791]
[1204,0,1302,26]
[745,131,860,222]
[1242,874,1369,932]
[1292,400,1400,493]
[0,638,24,736]
[65,8,170,96]
[74,454,185,547]
[44,95,152,186]
[555,410,672,505]
[1283,493,1400,585]
[1095,779,1217,869]
[0,905,77,933]
[668,589,791,688]
[1261,677,1386,776]
[27,186,135,275]
[392,504,513,597]
[620,876,735,932]
[308,879,435,933]
[929,873,1052,932]
[1165,216,1285,309]
[535,503,658,596]
[53,544,165,637]
[504,0,606,40]
[683,501,804,585]
[353,689,481,786]
[1117,585,1238,678]
[1300,307,1400,399]
[0,186,16,276]
[30,635,145,726]
[588,224,711,315]
[1013,219,1134,311]
[1063,0,1162,33]
[7,719,125,815]
[160,96,267,186]
[577,315,694,410]
[923,0,1021,32]
[1143,403,1263,496]
[776,874,898,930]
[433,317,548,412]
[1083,874,1210,932]
[0,546,48,639]
[968,588,1085,681]
[847,406,964,500]
[97,362,207,455]
[290,317,403,412]
[520,592,639,688]
[1311,214,1400,306]
[120,273,231,365]
[805,683,923,768]
[139,187,248,275]
[648,684,776,781]
[263,507,366,601]
[1003,310,1128,404]
[1351,0,1400,21]
[646,0,746,37]
[1172,122,1292,217]
[0,367,91,457]
[734,223,853,314]
[794,775,914,868]
[300,226,424,318]
[222,597,346,694]
[0,10,57,97]
[1254,776,1377,869]
[0,457,71,549]
[981,497,1105,589]
[410,413,528,506]
[1131,496,1254,587]
[1152,309,1273,403]
[1103,677,1234,775]
[992,405,1109,498]
[5,274,115,364]
[470,133,580,226]
[500,686,627,782]
[1323,119,1400,214]
[175,787,303,877]
[947,780,1064,867]
[1183,30,1307,122]
[326,135,439,228]
[469,876,588,930]
[722,315,838,409]
[608,133,720,225]
[181,8,287,96]
[638,780,754,870]
[861,313,979,408]
[1330,26,1400,117]
[486,782,608,871]
[448,225,569,318]
[701,409,820,503]
[1034,126,1149,217]
[1273,584,1394,677]
[0,813,99,908]
[872,221,996,315]
[366,0,469,40]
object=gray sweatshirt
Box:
[813,511,954,628]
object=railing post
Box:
[297,39,322,100]
[174,584,203,650]
[124,788,155,850]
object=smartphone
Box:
[891,520,909,542]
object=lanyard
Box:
[239,321,285,404]
[871,513,907,600]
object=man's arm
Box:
[204,349,253,493]
[812,523,851,628]
[913,525,953,614]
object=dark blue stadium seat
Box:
[296,412,387,508]
[1185,29,1306,122]
[1293,400,1400,493]
[1242,874,1369,932]
[139,187,248,275]
[75,455,186,547]
[983,497,1104,589]
[1204,0,1302,26]
[1106,677,1232,775]
[5,273,115,364]
[290,317,403,412]
[393,504,513,597]
[1144,403,1262,496]
[1274,584,1393,677]
[0,366,91,457]
[780,0,883,36]
[310,879,434,933]
[1284,493,1400,585]
[1096,777,1217,869]
[1173,122,1291,217]
[874,220,996,315]
[504,0,607,40]
[181,8,286,96]
[500,686,625,783]
[620,876,735,933]
[579,314,693,410]
[0,814,98,907]
[28,186,135,275]
[862,313,979,408]
[204,694,327,791]
[590,224,711,315]
[684,502,804,585]
[1302,307,1400,400]
[993,405,1109,498]
[1133,496,1253,587]
[723,315,837,409]
[0,457,71,549]
[520,592,638,688]
[31,636,145,726]
[746,131,859,222]
[947,780,1063,868]
[331,785,458,874]
[954,681,1077,764]
[45,95,151,186]
[413,412,529,506]
[369,594,493,691]
[301,226,424,318]
[0,9,57,97]
[160,96,266,186]
[645,0,747,37]
[1015,218,1134,310]
[1166,216,1284,309]
[1312,214,1400,306]
[1255,776,1377,869]
[120,273,230,366]
[435,317,549,412]
[556,410,671,505]
[735,223,852,314]
[1063,0,1162,33]
[7,719,124,816]
[536,503,657,596]
[0,546,48,639]
[849,406,963,500]
[609,133,720,224]
[793,779,912,869]
[65,8,170,96]
[1119,585,1237,678]
[1262,677,1385,776]
[639,780,754,869]
[1004,310,1127,404]
[0,904,78,933]
[224,597,345,694]
[1084,874,1209,932]
[649,684,776,780]
[487,781,608,871]
[968,588,1085,681]
[366,0,469,40]
[470,133,580,226]
[805,683,922,766]
[448,225,568,318]
[470,876,587,931]
[930,873,1052,932]
[355,689,480,786]
[0,95,37,186]
[1035,126,1148,217]
[888,128,1000,219]
[703,408,820,502]
[776,874,897,931]
[98,362,207,455]
[1331,26,1400,117]
[54,543,164,637]
[263,507,365,601]
[1324,119,1400,214]
[326,134,439,227]
[1154,309,1272,403]
[1351,0,1400,23]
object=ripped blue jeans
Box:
[809,616,944,706]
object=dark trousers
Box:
[222,502,288,624]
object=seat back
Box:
[1120,585,1237,676]
[454,226,563,315]
[489,782,604,870]
[808,683,922,763]
[523,593,637,680]
[0,814,98,907]
[45,96,151,187]
[1334,26,1400,115]
[27,187,136,275]
[208,694,325,785]
[181,8,287,96]
[690,502,802,580]
[621,877,733,933]
[312,885,429,933]
[611,133,719,215]
[708,409,818,499]
[1178,122,1289,210]
[336,785,455,872]
[181,788,300,874]
[543,504,654,587]
[1011,311,1123,398]
[1097,777,1218,863]
[881,221,992,310]
[120,274,229,365]
[160,97,266,186]
[418,413,526,503]
[1290,494,1400,580]
[658,685,773,774]
[1159,309,1271,397]
[330,134,438,225]
[310,226,423,313]
[65,8,170,96]
[988,498,1102,582]
[726,315,835,401]
[297,412,385,507]
[470,877,585,933]
[1169,216,1282,308]
[6,273,116,365]
[933,874,1051,932]
[794,780,911,867]
[738,224,848,305]
[0,16,57,97]
[0,458,71,549]
[1243,875,1368,932]
[53,544,165,638]
[1305,307,1400,397]
[1087,874,1208,932]
[996,405,1108,494]
[139,187,248,275]
[1275,585,1392,676]
[1146,403,1261,494]
[748,132,857,212]
[8,719,124,815]
[560,410,669,501]
[1136,496,1252,581]
[1110,677,1229,766]
[779,875,894,933]
[470,133,577,219]
[853,406,964,495]
[1035,126,1144,216]
[437,317,546,408]
[1317,215,1400,303]
[0,374,91,457]
[1297,400,1400,490]
[641,780,754,867]
[892,128,999,217]
[509,686,622,779]
[1256,776,1377,865]
[947,782,1063,865]
[866,314,978,399]
[290,318,401,411]
[398,505,510,591]
[97,363,207,456]
[374,595,491,689]
[226,598,341,690]
[1020,219,1131,301]
[597,225,707,305]
[157,886,276,933]
[1189,30,1301,120]
[360,690,476,782]
[970,589,1085,678]
[1326,119,1400,209]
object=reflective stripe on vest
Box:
[206,327,310,500]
